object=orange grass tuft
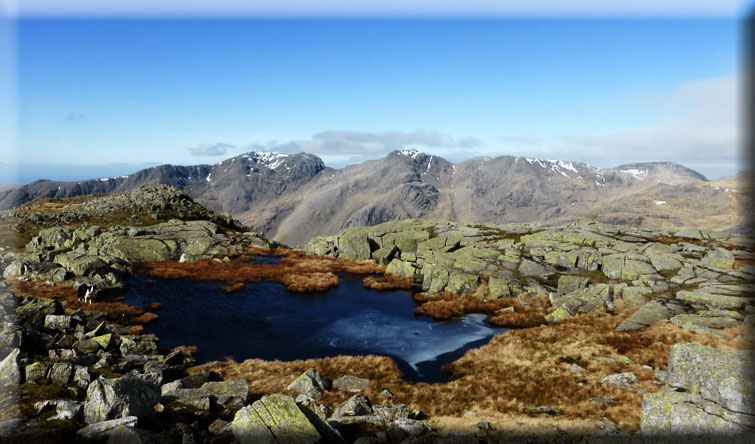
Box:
[282,272,338,292]
[414,292,505,320]
[490,297,549,328]
[219,282,245,293]
[363,273,413,291]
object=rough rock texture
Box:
[0,348,22,387]
[231,394,321,444]
[286,368,331,399]
[640,343,755,441]
[84,375,161,424]
[308,218,754,335]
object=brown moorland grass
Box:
[136,248,385,293]
[363,273,413,291]
[489,297,549,328]
[413,290,508,320]
[8,281,150,326]
[206,305,751,433]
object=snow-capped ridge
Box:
[242,151,291,170]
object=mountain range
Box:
[1,150,750,246]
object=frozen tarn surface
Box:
[123,272,504,383]
[311,311,494,375]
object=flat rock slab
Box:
[666,343,755,415]
[231,394,320,444]
[642,390,754,442]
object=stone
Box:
[333,375,370,392]
[647,253,683,273]
[0,348,22,387]
[641,390,754,441]
[385,259,415,277]
[231,394,321,444]
[76,416,139,441]
[35,400,84,421]
[615,299,686,332]
[25,361,49,383]
[333,393,373,417]
[557,275,591,295]
[446,272,479,295]
[675,288,755,310]
[701,248,735,269]
[84,375,161,424]
[601,254,657,281]
[49,361,73,385]
[44,314,72,331]
[161,388,215,412]
[200,380,250,414]
[665,343,754,415]
[120,335,158,356]
[338,229,372,261]
[601,372,637,388]
[91,333,114,350]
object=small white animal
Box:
[77,284,96,304]
[84,286,94,304]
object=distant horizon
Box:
[6,18,744,186]
[0,148,749,186]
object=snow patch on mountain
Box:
[620,168,649,180]
[398,149,423,159]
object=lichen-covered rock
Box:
[601,254,657,280]
[385,259,415,277]
[601,372,637,388]
[556,275,591,295]
[647,252,683,273]
[333,375,370,393]
[231,394,321,444]
[615,299,686,332]
[420,263,449,295]
[665,343,754,415]
[44,314,71,331]
[333,393,373,417]
[286,368,331,399]
[338,229,372,261]
[201,380,250,414]
[702,248,736,269]
[641,390,753,442]
[0,348,22,387]
[675,287,755,310]
[119,335,158,356]
[446,272,479,295]
[84,375,160,424]
[76,416,139,441]
[25,361,48,383]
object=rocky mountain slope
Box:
[0,152,326,216]
[2,150,748,246]
[307,219,755,440]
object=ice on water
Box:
[312,309,494,373]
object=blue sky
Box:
[2,15,746,183]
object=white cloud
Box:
[247,130,482,165]
[187,142,235,156]
[496,74,742,179]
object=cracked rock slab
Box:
[231,393,320,444]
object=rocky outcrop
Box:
[2,185,275,294]
[640,343,755,442]
[307,219,755,335]
[83,375,161,424]
[231,394,322,444]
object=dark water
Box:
[123,269,504,383]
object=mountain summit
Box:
[1,151,745,245]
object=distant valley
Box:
[2,150,751,246]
